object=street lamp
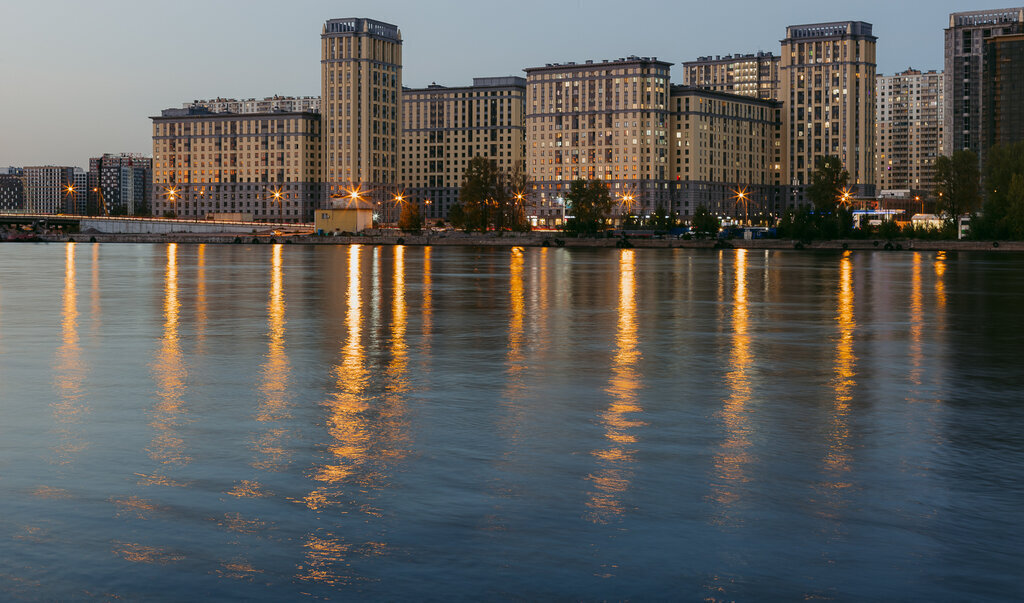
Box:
[732,186,750,226]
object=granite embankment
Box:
[32,231,1024,251]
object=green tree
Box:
[807,155,849,213]
[458,156,531,232]
[975,142,1024,239]
[398,202,422,233]
[563,178,612,237]
[691,206,720,238]
[933,149,980,229]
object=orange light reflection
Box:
[148,243,191,466]
[586,249,645,524]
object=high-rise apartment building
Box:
[0,168,26,211]
[668,87,783,219]
[321,18,402,207]
[876,69,945,194]
[24,166,75,214]
[89,153,152,215]
[400,77,526,222]
[944,8,1024,157]
[781,21,877,198]
[151,106,321,222]
[184,96,321,114]
[680,52,781,100]
[524,56,672,226]
[983,33,1024,155]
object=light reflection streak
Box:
[909,254,924,387]
[585,249,645,524]
[305,245,370,509]
[196,244,207,346]
[381,246,411,460]
[90,243,101,335]
[253,244,293,471]
[709,250,753,520]
[934,251,947,309]
[148,243,191,466]
[421,246,433,352]
[822,252,856,496]
[52,242,88,464]
[502,248,528,438]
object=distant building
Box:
[876,69,945,195]
[668,86,784,219]
[680,52,781,100]
[524,56,673,227]
[781,21,877,200]
[983,33,1024,156]
[71,169,88,214]
[321,18,403,210]
[0,168,26,211]
[88,153,152,215]
[23,166,77,214]
[184,95,321,114]
[944,8,1024,156]
[151,106,322,222]
[400,77,526,222]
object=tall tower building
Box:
[321,18,402,209]
[944,8,1024,157]
[781,21,877,198]
[983,33,1024,156]
[876,69,945,194]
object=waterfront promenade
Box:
[28,230,1024,252]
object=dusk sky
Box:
[1,0,980,167]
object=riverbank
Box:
[25,231,1023,251]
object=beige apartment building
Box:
[781,21,877,200]
[524,56,672,227]
[680,52,781,100]
[400,77,526,223]
[668,87,783,220]
[151,107,321,222]
[876,69,944,195]
[321,18,402,214]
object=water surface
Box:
[0,242,1021,600]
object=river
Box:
[0,242,1021,600]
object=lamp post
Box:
[732,186,750,226]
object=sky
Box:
[0,0,983,167]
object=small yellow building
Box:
[314,199,375,234]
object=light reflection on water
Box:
[1,243,1023,601]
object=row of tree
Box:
[409,146,1024,240]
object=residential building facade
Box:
[876,69,945,195]
[24,166,75,214]
[151,106,322,222]
[89,153,153,215]
[0,168,26,211]
[184,96,321,114]
[321,18,402,211]
[781,21,877,199]
[983,33,1024,156]
[944,8,1024,157]
[400,77,526,223]
[680,52,781,100]
[524,56,672,227]
[668,86,783,220]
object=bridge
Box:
[0,213,312,235]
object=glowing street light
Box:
[732,186,750,225]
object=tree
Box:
[691,206,719,238]
[975,142,1024,239]
[933,149,980,229]
[807,155,849,213]
[458,156,531,232]
[398,202,422,233]
[563,179,612,237]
